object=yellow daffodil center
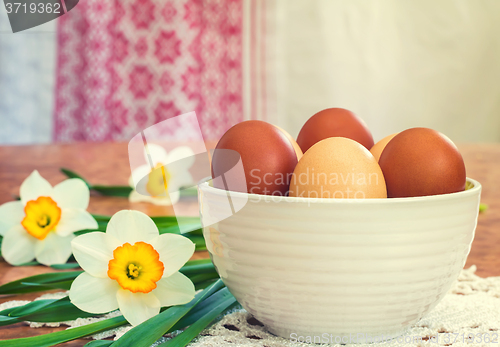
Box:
[21,196,62,240]
[146,163,171,198]
[107,242,164,294]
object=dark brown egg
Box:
[379,128,466,198]
[211,120,298,195]
[296,108,374,153]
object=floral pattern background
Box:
[54,0,243,142]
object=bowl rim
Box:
[198,177,481,205]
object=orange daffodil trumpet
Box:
[0,170,98,266]
[129,144,195,206]
[69,210,196,326]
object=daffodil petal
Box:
[72,232,120,278]
[1,225,37,265]
[129,165,153,188]
[149,234,195,277]
[129,190,177,206]
[70,273,120,314]
[20,170,53,205]
[166,146,195,169]
[106,210,159,244]
[154,272,195,307]
[144,143,168,166]
[169,174,193,193]
[56,209,98,237]
[0,201,24,236]
[51,179,90,209]
[35,232,74,266]
[129,189,154,203]
[116,289,161,326]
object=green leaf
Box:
[16,261,39,267]
[110,280,225,347]
[158,223,202,235]
[194,279,219,291]
[169,285,232,331]
[480,203,488,213]
[90,214,112,222]
[186,227,203,236]
[151,216,181,224]
[21,297,96,322]
[51,263,81,270]
[0,307,17,316]
[0,316,126,347]
[0,271,82,295]
[91,185,132,197]
[84,341,114,347]
[0,298,98,327]
[188,236,206,250]
[188,272,220,285]
[179,186,198,197]
[179,261,215,276]
[0,316,20,326]
[18,280,75,291]
[175,216,201,226]
[8,299,58,317]
[183,258,211,266]
[160,288,237,347]
[60,168,92,188]
[157,225,181,234]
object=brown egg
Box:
[296,108,374,153]
[211,120,298,195]
[275,125,303,160]
[289,137,387,199]
[379,128,466,198]
[370,133,398,161]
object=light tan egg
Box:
[289,137,387,199]
[370,133,398,161]
[275,125,303,161]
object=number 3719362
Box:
[5,2,61,14]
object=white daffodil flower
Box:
[69,210,196,326]
[128,144,195,206]
[0,170,98,266]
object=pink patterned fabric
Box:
[54,0,243,142]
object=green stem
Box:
[0,316,127,347]
[110,280,225,347]
[160,289,237,347]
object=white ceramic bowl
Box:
[198,178,481,343]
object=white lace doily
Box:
[1,265,499,346]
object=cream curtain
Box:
[248,0,500,143]
[0,7,56,144]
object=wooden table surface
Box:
[0,142,499,345]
